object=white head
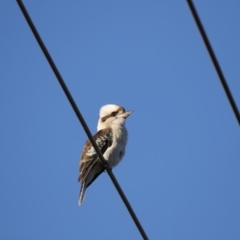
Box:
[97,104,132,131]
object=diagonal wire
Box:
[16,0,149,239]
[186,0,240,126]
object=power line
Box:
[16,0,149,239]
[186,0,240,126]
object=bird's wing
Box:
[78,128,113,187]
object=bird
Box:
[78,104,132,205]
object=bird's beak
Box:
[117,110,133,119]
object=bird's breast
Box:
[104,126,128,168]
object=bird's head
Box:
[97,104,132,131]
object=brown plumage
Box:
[78,128,113,205]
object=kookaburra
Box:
[78,104,132,205]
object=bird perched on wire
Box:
[78,104,132,205]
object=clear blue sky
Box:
[1,1,240,239]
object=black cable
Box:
[16,0,149,239]
[186,0,240,126]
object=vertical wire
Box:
[186,0,240,126]
[16,0,149,239]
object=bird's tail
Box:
[78,182,86,206]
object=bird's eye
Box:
[101,117,106,122]
[111,111,117,116]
